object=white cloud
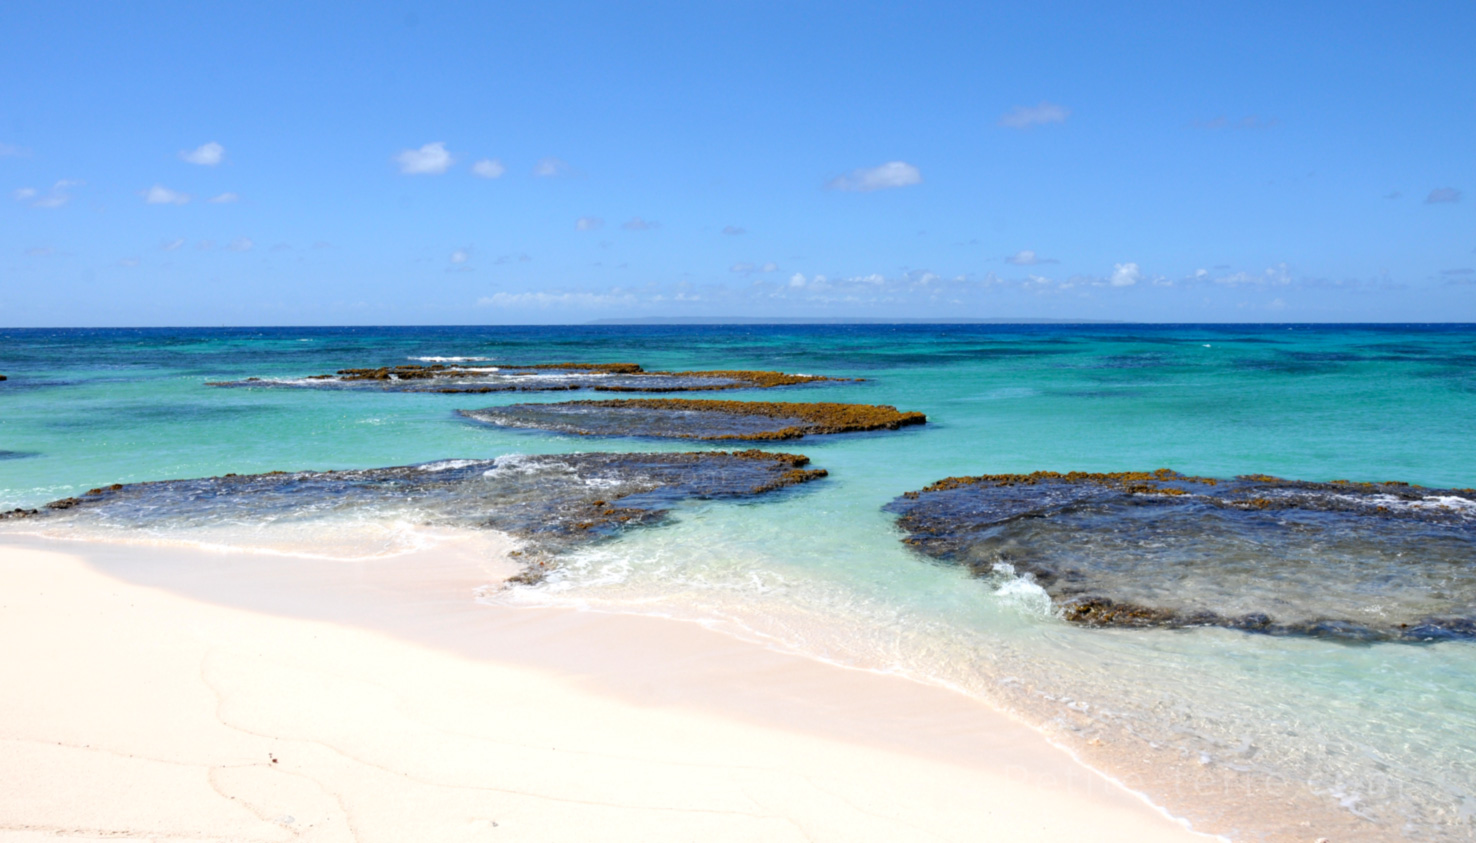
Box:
[576,216,604,231]
[32,193,69,209]
[622,216,658,231]
[394,142,453,175]
[160,238,185,251]
[534,157,571,177]
[208,192,239,203]
[1110,262,1141,287]
[1005,249,1057,266]
[13,187,37,201]
[472,158,506,178]
[826,161,922,192]
[24,246,52,256]
[450,248,469,264]
[1426,187,1462,204]
[789,273,806,288]
[721,225,747,235]
[0,143,27,157]
[227,237,254,252]
[118,257,140,267]
[180,142,225,166]
[142,184,191,205]
[998,102,1070,129]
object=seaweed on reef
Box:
[888,469,1476,643]
[459,398,926,441]
[207,361,856,393]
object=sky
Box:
[1,0,1473,325]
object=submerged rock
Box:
[207,362,855,393]
[459,398,927,441]
[887,469,1476,643]
[6,451,826,580]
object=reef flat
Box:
[458,398,927,441]
[887,469,1476,642]
[208,362,853,393]
[2,451,826,581]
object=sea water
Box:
[2,323,1475,839]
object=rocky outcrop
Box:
[208,362,857,393]
[889,469,1476,642]
[460,398,926,441]
[9,452,828,581]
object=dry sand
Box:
[0,536,1211,842]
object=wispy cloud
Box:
[622,216,658,231]
[227,237,254,252]
[118,257,140,267]
[142,184,190,205]
[576,216,604,231]
[1426,187,1462,204]
[160,238,185,251]
[15,180,81,209]
[24,246,52,257]
[472,158,506,178]
[208,192,239,204]
[534,157,572,177]
[476,290,637,308]
[493,253,532,265]
[1005,249,1057,266]
[731,262,779,274]
[450,248,469,264]
[999,102,1070,129]
[825,161,922,192]
[0,143,28,157]
[180,142,225,165]
[395,142,453,175]
[721,225,746,235]
[1110,262,1141,287]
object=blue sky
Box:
[2,0,1473,325]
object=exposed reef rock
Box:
[207,362,855,393]
[0,374,7,381]
[4,452,826,581]
[887,469,1476,643]
[459,398,927,441]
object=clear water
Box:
[3,324,1475,840]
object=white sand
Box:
[0,537,1210,842]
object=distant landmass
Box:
[588,316,1123,325]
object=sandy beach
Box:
[0,535,1209,842]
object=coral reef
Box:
[3,452,827,582]
[208,362,856,394]
[460,398,926,441]
[888,469,1476,642]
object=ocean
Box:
[2,323,1474,839]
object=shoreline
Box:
[0,533,1218,841]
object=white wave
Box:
[417,459,485,472]
[410,356,493,363]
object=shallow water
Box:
[3,323,1476,840]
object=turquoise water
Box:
[3,324,1475,839]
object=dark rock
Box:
[888,469,1476,643]
[17,451,828,580]
[459,398,926,441]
